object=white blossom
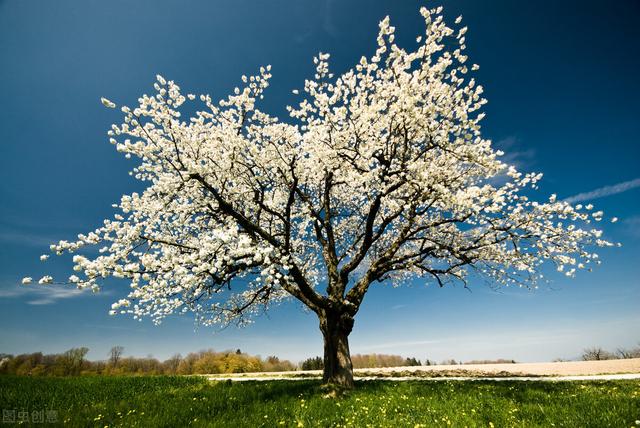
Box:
[38,276,53,285]
[29,6,613,331]
[100,97,116,109]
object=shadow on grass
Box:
[211,379,321,401]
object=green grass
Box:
[1,376,639,427]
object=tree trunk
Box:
[319,309,354,388]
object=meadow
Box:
[1,375,639,427]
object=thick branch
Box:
[189,172,327,312]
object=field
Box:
[206,358,640,381]
[1,376,639,427]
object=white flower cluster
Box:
[24,6,614,326]
[101,97,116,109]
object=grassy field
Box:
[1,376,639,427]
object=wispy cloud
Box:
[391,304,408,311]
[564,178,640,203]
[0,282,92,305]
[488,136,536,186]
[322,0,338,38]
[494,136,536,170]
[623,216,640,239]
[293,30,313,44]
[0,231,56,247]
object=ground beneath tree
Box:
[204,358,640,381]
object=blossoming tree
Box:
[25,6,613,388]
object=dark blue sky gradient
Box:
[1,0,638,362]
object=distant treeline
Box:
[0,348,295,376]
[581,344,640,361]
[300,354,423,370]
[464,359,516,365]
[299,355,517,370]
[13,344,635,376]
[0,348,426,376]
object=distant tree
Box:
[192,353,222,374]
[109,346,124,367]
[405,357,421,366]
[177,353,198,375]
[581,347,614,361]
[57,347,89,375]
[265,356,296,372]
[301,357,324,371]
[351,353,405,369]
[164,354,182,374]
[26,5,614,389]
[616,345,640,359]
[10,352,43,376]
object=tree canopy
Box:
[23,6,614,387]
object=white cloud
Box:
[564,178,640,203]
[623,216,640,238]
[0,282,89,305]
[391,304,408,310]
[0,231,56,247]
[322,0,338,37]
[488,136,536,187]
[494,136,536,169]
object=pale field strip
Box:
[209,374,640,382]
[204,358,640,382]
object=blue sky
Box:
[1,0,639,363]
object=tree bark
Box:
[319,309,354,388]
